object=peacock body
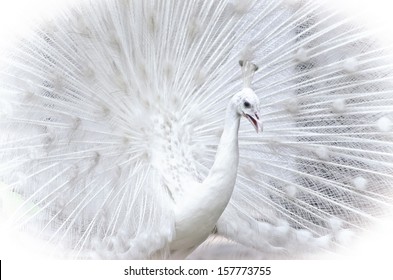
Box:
[0,0,393,259]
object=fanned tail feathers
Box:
[1,0,393,258]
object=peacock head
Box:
[237,60,262,133]
[237,87,263,133]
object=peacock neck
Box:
[203,98,240,196]
[169,97,241,253]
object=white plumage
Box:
[0,0,393,259]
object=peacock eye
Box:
[244,101,251,108]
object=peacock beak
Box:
[244,112,263,133]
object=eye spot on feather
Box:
[342,57,359,73]
[68,163,79,179]
[164,61,175,80]
[82,62,96,80]
[95,104,111,120]
[16,171,28,187]
[353,176,368,191]
[72,12,90,35]
[27,147,43,160]
[295,47,309,63]
[328,217,343,233]
[193,69,207,86]
[315,146,329,160]
[283,0,302,9]
[284,98,299,114]
[376,116,392,132]
[188,17,202,41]
[239,44,257,62]
[147,10,158,35]
[336,229,355,246]
[228,0,255,15]
[296,229,312,244]
[314,235,332,250]
[273,219,291,238]
[331,98,346,113]
[42,130,57,152]
[88,151,101,172]
[241,161,257,178]
[0,101,13,119]
[284,184,298,198]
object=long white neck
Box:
[203,98,240,192]
[170,97,241,253]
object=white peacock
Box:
[0,0,393,259]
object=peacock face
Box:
[238,88,262,133]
